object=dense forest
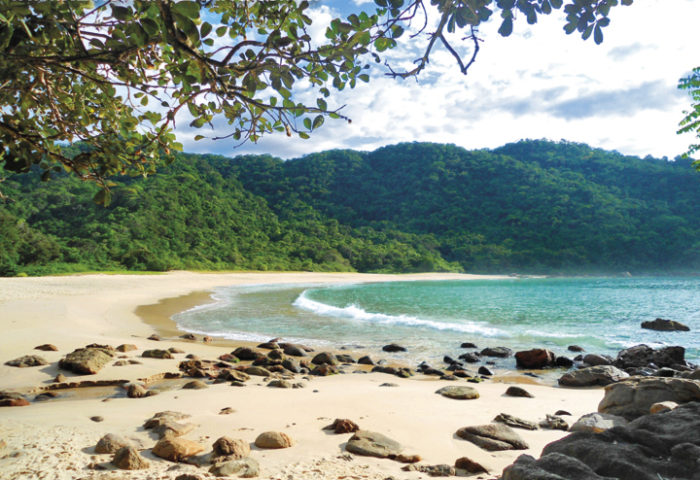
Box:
[1,140,699,276]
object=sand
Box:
[0,271,606,479]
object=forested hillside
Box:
[1,140,699,276]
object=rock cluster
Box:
[502,401,700,480]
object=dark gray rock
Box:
[558,365,629,387]
[357,355,374,365]
[502,453,615,480]
[382,344,407,352]
[336,354,356,364]
[478,366,494,376]
[280,343,309,357]
[555,356,574,368]
[458,352,480,363]
[530,402,700,480]
[583,354,612,366]
[614,344,687,369]
[456,424,529,451]
[641,318,690,332]
[460,342,478,349]
[480,347,512,358]
[567,345,585,352]
[346,430,402,458]
[311,352,338,365]
[505,386,533,398]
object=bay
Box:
[173,277,700,367]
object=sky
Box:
[177,0,700,160]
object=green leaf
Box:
[498,17,513,36]
[312,115,324,129]
[172,1,200,19]
[194,135,205,141]
[593,24,603,44]
[298,131,310,139]
[111,5,131,21]
[200,21,212,38]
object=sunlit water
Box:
[173,277,700,369]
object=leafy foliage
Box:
[2,140,698,276]
[678,67,700,168]
[0,0,634,200]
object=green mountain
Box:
[1,140,699,276]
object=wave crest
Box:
[293,291,506,337]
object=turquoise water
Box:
[173,277,700,367]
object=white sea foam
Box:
[293,291,506,337]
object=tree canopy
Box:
[0,0,639,202]
[1,140,699,276]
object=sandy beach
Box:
[0,272,606,480]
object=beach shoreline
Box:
[0,271,606,480]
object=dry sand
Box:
[0,272,606,479]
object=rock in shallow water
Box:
[641,318,690,332]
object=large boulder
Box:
[515,349,556,369]
[280,343,308,357]
[4,355,48,368]
[143,411,195,439]
[152,437,204,462]
[641,318,690,332]
[59,347,114,374]
[614,344,687,369]
[345,430,402,458]
[456,424,529,451]
[503,453,615,480]
[558,365,629,387]
[532,402,700,480]
[598,377,700,420]
[232,347,263,361]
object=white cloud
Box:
[176,0,700,160]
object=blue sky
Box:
[177,0,700,160]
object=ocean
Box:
[173,277,700,369]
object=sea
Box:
[172,277,700,370]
